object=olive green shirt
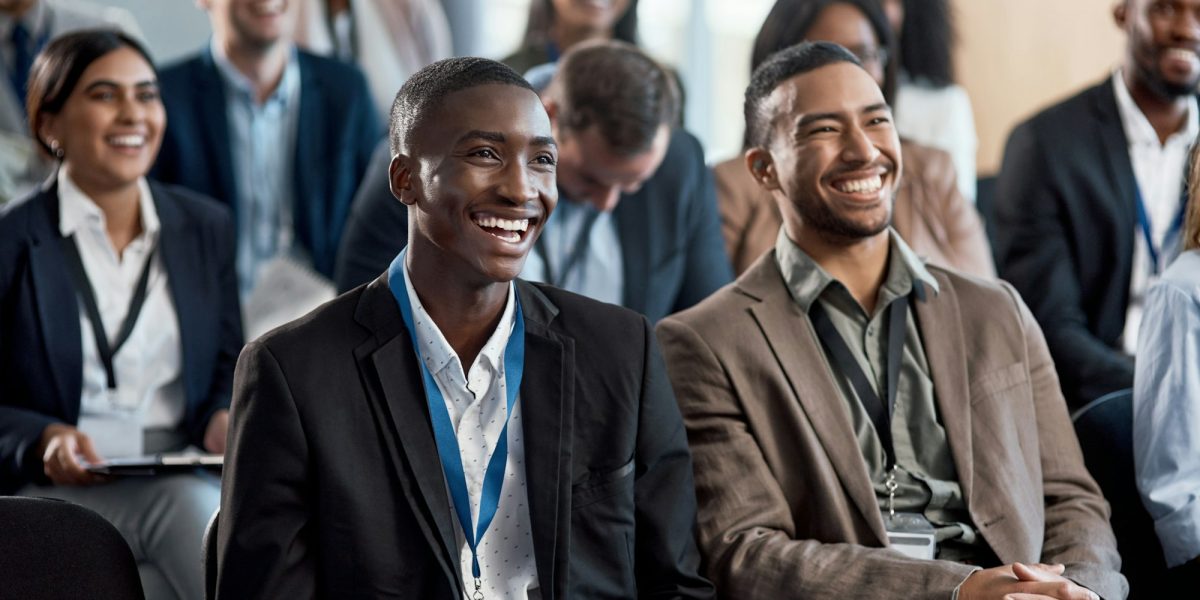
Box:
[775,228,986,562]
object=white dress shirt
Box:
[401,254,540,599]
[58,170,185,458]
[1112,70,1199,354]
[894,77,978,203]
[1133,249,1200,568]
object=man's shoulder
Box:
[252,284,372,364]
[158,52,210,84]
[924,263,1027,326]
[524,280,649,338]
[1011,79,1111,143]
[296,50,371,94]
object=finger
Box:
[1012,562,1068,583]
[1031,563,1067,575]
[1003,594,1058,600]
[57,437,92,484]
[76,433,104,465]
[1013,580,1098,600]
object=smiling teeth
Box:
[473,217,529,232]
[835,175,883,194]
[1166,48,1199,63]
[108,135,144,147]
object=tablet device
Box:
[84,454,223,476]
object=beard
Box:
[1137,55,1200,99]
[794,192,893,244]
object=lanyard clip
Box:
[472,577,484,600]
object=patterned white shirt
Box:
[401,254,540,599]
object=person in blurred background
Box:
[503,0,637,76]
[293,0,453,118]
[882,0,977,202]
[0,0,140,203]
[714,0,993,278]
[151,0,380,339]
[0,30,242,600]
[994,0,1200,412]
[1133,144,1200,590]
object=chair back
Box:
[204,509,219,600]
[1072,388,1168,599]
[0,496,143,600]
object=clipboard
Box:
[84,453,223,476]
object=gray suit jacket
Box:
[656,251,1127,600]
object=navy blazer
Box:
[994,79,1151,410]
[0,179,244,493]
[334,129,734,323]
[150,49,381,278]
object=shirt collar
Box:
[1112,69,1200,149]
[209,39,300,107]
[0,2,48,40]
[57,168,160,242]
[774,227,938,315]
[399,248,517,377]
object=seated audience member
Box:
[882,0,978,202]
[715,0,993,278]
[293,0,453,118]
[336,41,732,324]
[1134,150,1200,587]
[503,0,636,76]
[218,57,714,599]
[995,0,1199,411]
[151,0,379,337]
[657,42,1125,600]
[0,30,242,600]
[0,0,140,203]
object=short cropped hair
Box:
[389,57,534,156]
[26,29,155,158]
[744,42,863,149]
[548,40,679,157]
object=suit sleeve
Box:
[334,141,409,293]
[999,283,1127,599]
[217,340,316,600]
[994,123,1134,409]
[190,206,244,445]
[633,316,716,599]
[656,317,977,600]
[673,138,733,314]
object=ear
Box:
[745,147,781,192]
[1113,1,1127,28]
[388,154,416,205]
[37,113,59,152]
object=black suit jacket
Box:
[995,79,1148,411]
[217,275,714,599]
[151,49,381,278]
[0,180,243,493]
[334,129,734,323]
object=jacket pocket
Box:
[572,460,635,510]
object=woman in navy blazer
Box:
[0,31,241,600]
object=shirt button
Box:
[867,327,876,337]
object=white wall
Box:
[96,0,212,65]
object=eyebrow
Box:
[795,102,892,128]
[82,79,158,92]
[456,130,558,148]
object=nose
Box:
[496,160,539,205]
[116,93,144,123]
[1170,5,1200,40]
[840,123,881,166]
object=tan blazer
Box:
[714,139,996,278]
[656,253,1126,600]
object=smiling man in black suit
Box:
[216,56,713,600]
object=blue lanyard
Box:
[1133,183,1187,276]
[387,252,525,597]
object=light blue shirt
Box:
[209,42,301,295]
[519,196,624,306]
[1134,249,1200,568]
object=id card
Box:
[884,511,937,560]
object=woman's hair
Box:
[520,0,639,49]
[25,28,155,158]
[897,0,957,87]
[1185,140,1200,251]
[751,0,897,104]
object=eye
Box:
[471,148,499,160]
[867,116,891,126]
[533,153,556,166]
[137,89,160,102]
[90,89,116,101]
[808,125,837,136]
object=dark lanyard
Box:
[7,19,51,102]
[809,294,910,470]
[1133,183,1187,276]
[59,235,156,390]
[387,252,525,599]
[533,208,600,287]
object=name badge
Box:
[884,511,937,560]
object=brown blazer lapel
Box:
[740,259,888,544]
[912,273,975,507]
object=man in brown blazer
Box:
[658,42,1126,600]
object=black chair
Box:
[204,509,219,600]
[1072,388,1169,599]
[0,496,144,600]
